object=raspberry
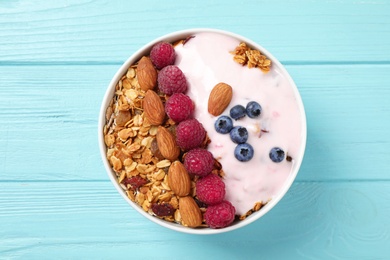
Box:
[150,41,176,70]
[158,65,188,95]
[184,148,214,177]
[204,200,236,229]
[165,93,194,123]
[176,119,206,151]
[196,174,225,204]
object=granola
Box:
[103,63,180,222]
[230,42,272,72]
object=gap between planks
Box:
[0,60,390,66]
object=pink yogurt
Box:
[174,32,304,216]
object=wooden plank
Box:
[0,181,388,258]
[288,65,390,181]
[0,65,116,181]
[0,0,389,63]
[0,64,389,181]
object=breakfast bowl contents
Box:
[98,29,307,234]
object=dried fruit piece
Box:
[137,56,158,91]
[150,138,164,160]
[116,110,131,127]
[194,197,208,209]
[179,196,203,228]
[143,90,165,125]
[122,176,148,190]
[156,126,180,161]
[208,82,233,116]
[168,161,191,197]
[151,203,175,217]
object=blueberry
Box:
[234,143,254,162]
[230,105,246,120]
[246,101,262,118]
[269,147,285,163]
[230,126,248,144]
[214,116,233,134]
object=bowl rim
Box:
[98,28,307,235]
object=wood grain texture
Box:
[0,0,389,63]
[0,182,389,259]
[1,0,390,258]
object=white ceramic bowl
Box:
[98,28,307,235]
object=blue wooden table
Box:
[1,0,389,259]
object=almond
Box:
[179,196,203,228]
[137,56,157,91]
[143,90,165,125]
[168,161,191,196]
[208,82,233,116]
[156,126,180,161]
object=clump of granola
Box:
[239,201,265,220]
[230,42,271,72]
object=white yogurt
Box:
[175,32,303,215]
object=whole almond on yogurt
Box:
[143,90,165,125]
[179,196,203,228]
[137,56,158,91]
[156,126,180,161]
[168,161,191,196]
[208,82,233,116]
